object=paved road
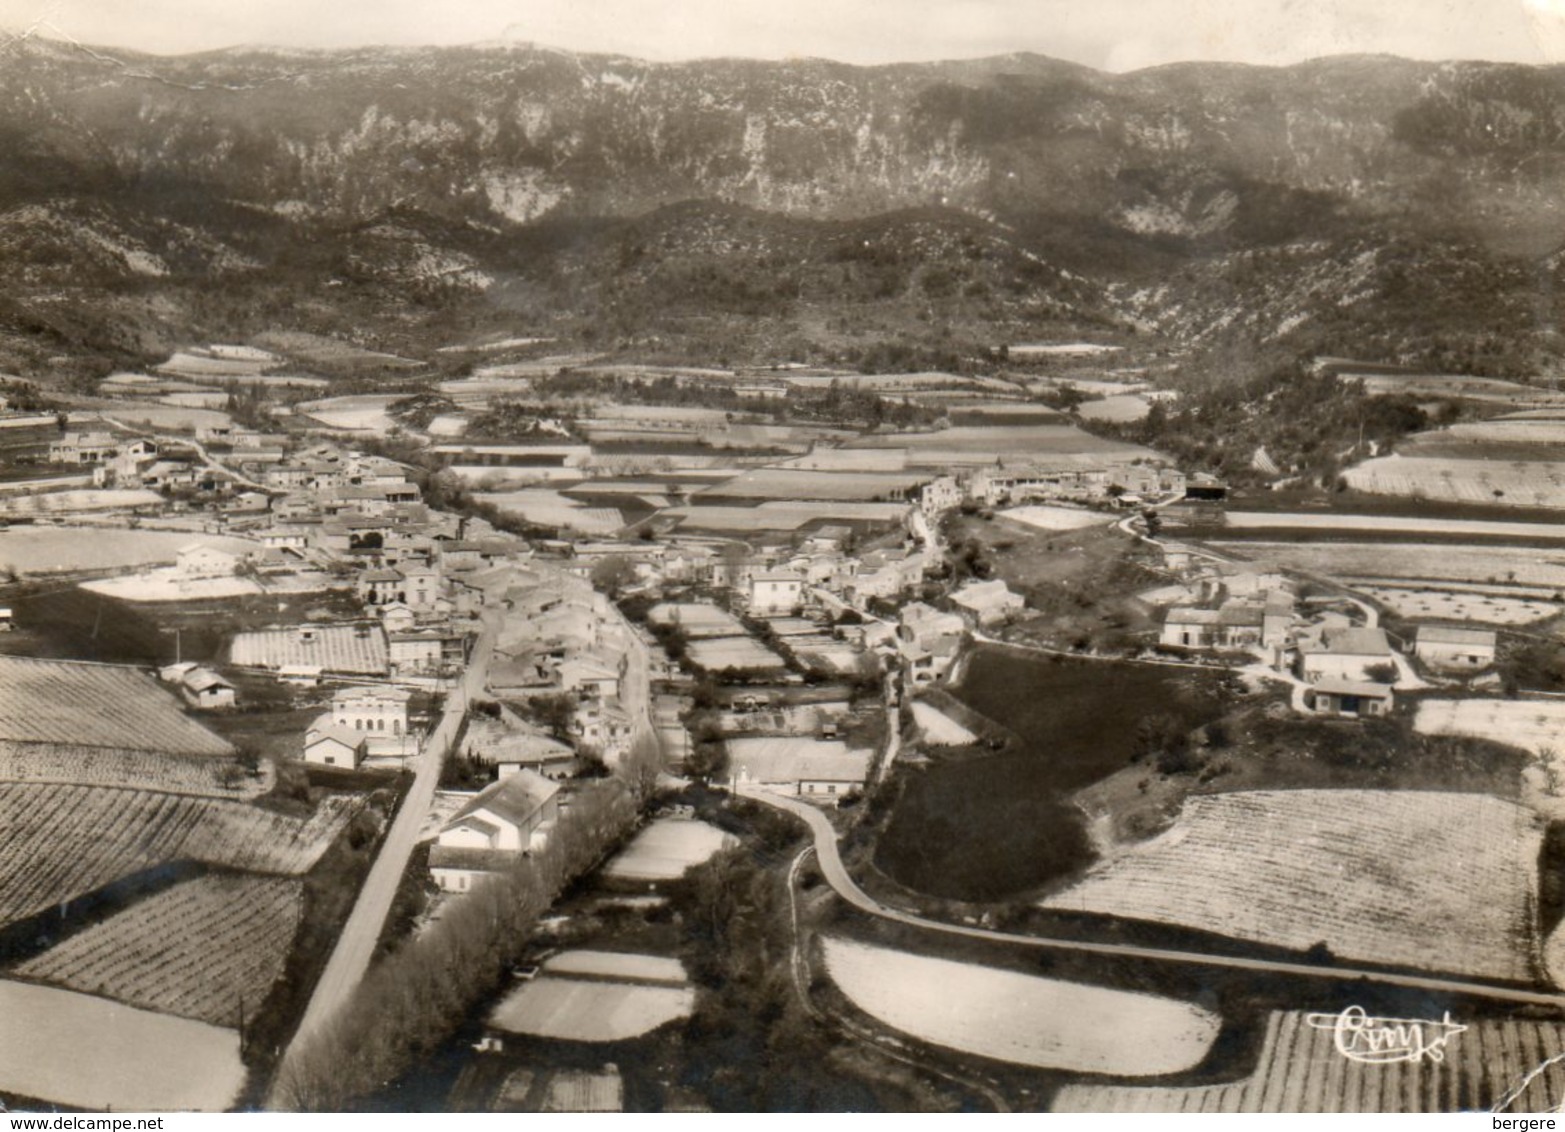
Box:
[740,786,1565,1009]
[783,847,1011,1112]
[100,415,273,492]
[270,610,501,1097]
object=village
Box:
[1,341,1564,1114]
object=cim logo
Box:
[1306,1005,1467,1065]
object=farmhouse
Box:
[1414,625,1497,670]
[429,770,562,893]
[1299,626,1395,684]
[918,475,963,516]
[573,699,634,764]
[727,737,871,798]
[950,579,1025,627]
[357,567,405,604]
[749,569,804,616]
[558,651,623,699]
[1304,678,1394,719]
[157,662,237,710]
[388,626,468,677]
[464,712,578,780]
[851,547,925,601]
[897,603,967,684]
[1158,601,1277,654]
[734,378,789,401]
[303,725,366,769]
[177,543,245,578]
[50,432,118,464]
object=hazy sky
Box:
[3,0,1565,69]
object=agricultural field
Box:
[686,635,787,671]
[1008,342,1125,358]
[1356,585,1560,626]
[601,819,736,882]
[1402,416,1565,453]
[542,950,688,983]
[647,603,745,637]
[491,1066,625,1112]
[14,874,304,1026]
[0,979,245,1111]
[910,701,977,746]
[1222,511,1565,541]
[1340,369,1565,407]
[102,405,234,432]
[474,489,625,535]
[294,394,405,434]
[847,424,1156,463]
[229,623,389,675]
[1208,541,1565,591]
[1055,1009,1565,1113]
[1040,790,1541,981]
[1077,394,1152,422]
[1002,504,1117,531]
[0,783,361,925]
[696,468,928,502]
[0,655,233,755]
[670,501,909,533]
[0,488,163,515]
[1343,455,1565,509]
[0,741,268,798]
[489,958,694,1041]
[1414,698,1565,757]
[822,936,1219,1075]
[251,330,419,370]
[156,350,275,379]
[83,566,335,602]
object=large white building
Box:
[429,770,562,893]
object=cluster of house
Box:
[1154,548,1501,720]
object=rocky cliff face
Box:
[0,37,1562,372]
[4,39,1565,250]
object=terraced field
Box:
[1344,455,1565,508]
[1055,1010,1565,1112]
[0,741,267,798]
[1209,541,1565,590]
[0,783,360,926]
[0,656,233,756]
[1040,790,1541,982]
[14,874,303,1026]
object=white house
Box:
[177,543,243,578]
[157,662,238,710]
[950,579,1025,627]
[1304,678,1394,719]
[727,737,871,798]
[918,475,963,516]
[328,685,411,737]
[558,652,622,699]
[1299,626,1395,684]
[749,569,805,617]
[1414,625,1497,670]
[429,770,562,893]
[303,725,366,768]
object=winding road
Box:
[738,786,1565,1009]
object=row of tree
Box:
[272,736,661,1110]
